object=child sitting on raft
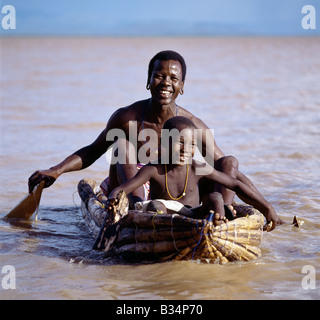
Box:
[108,116,281,230]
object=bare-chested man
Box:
[28,50,284,229]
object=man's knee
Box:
[216,156,239,174]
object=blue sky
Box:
[1,0,319,36]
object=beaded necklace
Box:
[164,163,189,200]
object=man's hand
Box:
[28,169,58,193]
[263,207,286,232]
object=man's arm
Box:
[191,115,265,196]
[28,127,111,192]
[236,170,265,197]
[28,106,135,193]
[207,169,284,230]
[190,116,224,166]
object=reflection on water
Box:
[1,37,319,300]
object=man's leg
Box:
[108,138,145,209]
[214,155,239,204]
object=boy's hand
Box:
[106,197,119,211]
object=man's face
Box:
[149,60,184,106]
[170,127,196,165]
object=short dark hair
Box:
[147,50,187,85]
[163,116,196,131]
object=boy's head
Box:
[163,116,196,131]
[162,116,197,165]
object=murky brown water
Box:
[0,37,319,299]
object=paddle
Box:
[5,181,45,219]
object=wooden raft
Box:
[78,178,264,264]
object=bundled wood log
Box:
[78,178,264,264]
[78,178,108,236]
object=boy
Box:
[108,116,282,230]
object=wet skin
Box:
[109,126,281,229]
[28,59,285,230]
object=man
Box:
[28,50,284,229]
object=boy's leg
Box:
[146,200,167,213]
[214,155,239,204]
[197,189,236,225]
[204,192,228,226]
[206,191,225,216]
[195,190,224,219]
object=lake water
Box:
[0,37,319,300]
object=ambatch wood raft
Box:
[78,178,265,264]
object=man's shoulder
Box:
[178,106,207,128]
[107,99,148,128]
[114,99,146,116]
[177,105,193,117]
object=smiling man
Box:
[28,50,284,228]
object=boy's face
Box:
[170,126,196,165]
